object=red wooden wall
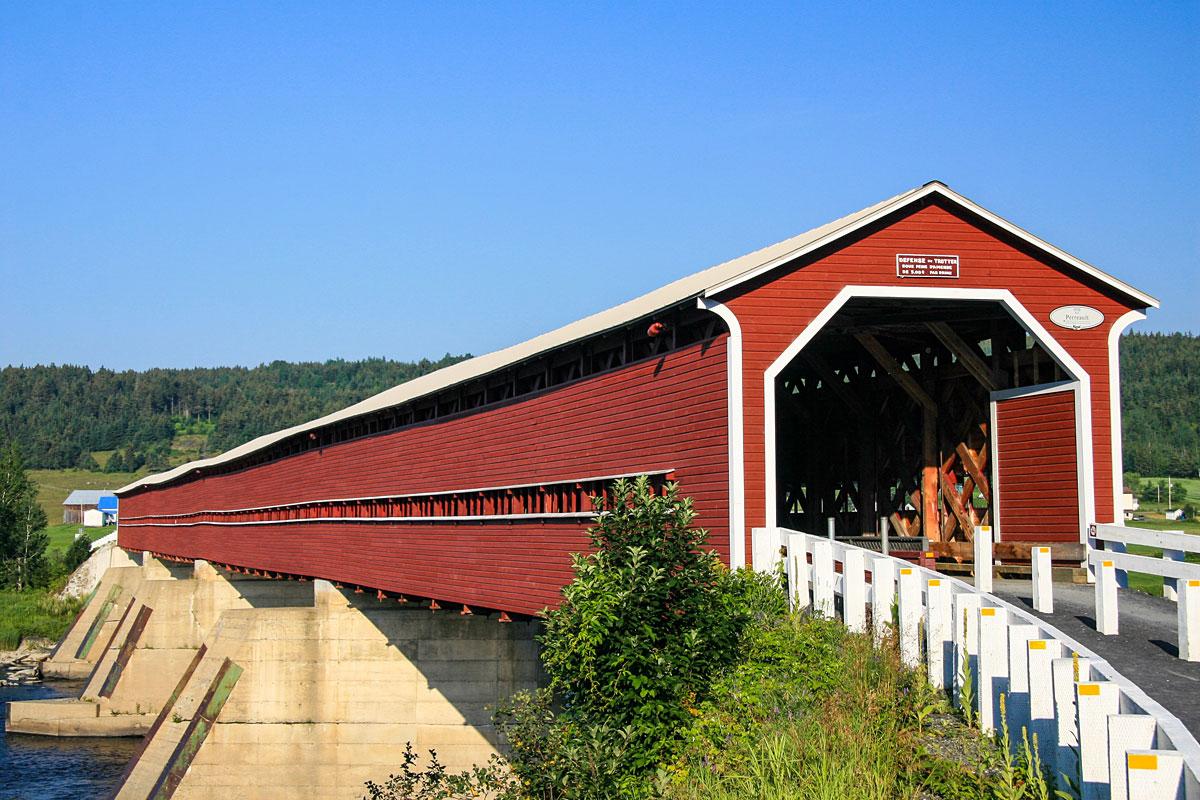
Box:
[993,388,1081,542]
[722,200,1143,557]
[119,336,730,615]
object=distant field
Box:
[1135,475,1199,511]
[1121,518,1199,596]
[43,522,116,556]
[29,467,147,527]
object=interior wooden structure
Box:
[774,298,1067,546]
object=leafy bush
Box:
[363,743,520,800]
[63,531,93,572]
[497,477,766,798]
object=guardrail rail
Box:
[753,525,1200,800]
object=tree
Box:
[74,450,100,471]
[63,530,94,573]
[104,449,127,473]
[497,477,754,797]
[0,442,50,590]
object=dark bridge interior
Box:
[775,298,1064,544]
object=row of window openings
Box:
[193,309,720,479]
[126,475,673,525]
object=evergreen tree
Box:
[0,442,50,590]
[64,530,93,573]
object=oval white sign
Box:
[1050,305,1105,331]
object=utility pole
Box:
[1169,476,1173,508]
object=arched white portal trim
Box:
[698,297,746,569]
[1107,310,1147,525]
[762,286,1095,545]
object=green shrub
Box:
[498,477,767,797]
[63,531,93,573]
[362,743,519,800]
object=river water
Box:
[0,680,139,800]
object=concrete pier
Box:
[6,554,545,799]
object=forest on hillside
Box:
[0,355,467,470]
[1120,331,1199,477]
[0,331,1195,476]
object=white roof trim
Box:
[704,182,1160,307]
[118,181,1156,495]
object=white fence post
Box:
[925,578,953,691]
[1180,579,1200,662]
[751,527,782,574]
[1125,750,1186,799]
[1097,559,1119,635]
[897,567,921,668]
[871,556,895,645]
[974,525,993,593]
[1027,638,1064,770]
[1005,624,1040,754]
[880,516,890,557]
[1076,681,1121,800]
[1033,546,1054,613]
[826,516,836,540]
[811,539,835,618]
[977,606,1009,734]
[842,548,867,633]
[953,592,982,710]
[1163,548,1185,602]
[785,532,810,612]
[1053,655,1093,784]
[1108,715,1157,800]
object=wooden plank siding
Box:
[119,337,731,615]
[723,199,1142,557]
[994,389,1081,541]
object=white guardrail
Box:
[753,526,1200,800]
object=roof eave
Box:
[703,182,1160,310]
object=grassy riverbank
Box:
[0,588,85,651]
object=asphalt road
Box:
[990,578,1200,737]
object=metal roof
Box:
[118,181,1158,495]
[63,490,118,506]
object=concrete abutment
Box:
[6,552,545,799]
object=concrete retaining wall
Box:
[8,553,545,798]
[115,580,543,799]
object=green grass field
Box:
[43,522,116,556]
[28,467,146,528]
[0,588,86,650]
[1117,517,1199,596]
[1134,475,1199,512]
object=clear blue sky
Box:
[2,3,1196,370]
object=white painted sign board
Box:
[1049,305,1104,330]
[896,253,960,279]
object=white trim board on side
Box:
[761,286,1095,555]
[698,298,747,569]
[1108,310,1146,526]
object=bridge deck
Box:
[991,578,1200,736]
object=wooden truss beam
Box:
[924,322,997,392]
[801,353,867,417]
[854,334,936,412]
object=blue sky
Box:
[2,2,1196,370]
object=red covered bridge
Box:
[117,182,1156,617]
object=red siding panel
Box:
[994,389,1081,542]
[725,201,1142,558]
[119,337,730,615]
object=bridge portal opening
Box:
[773,297,1081,551]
